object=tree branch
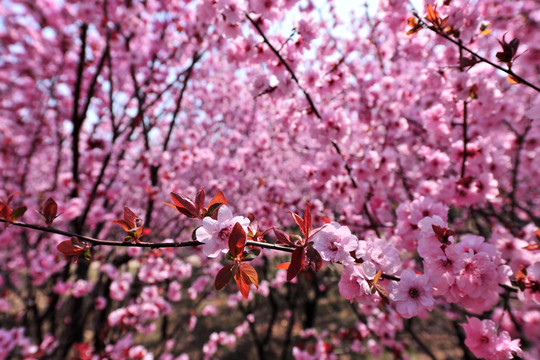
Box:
[423,24,540,93]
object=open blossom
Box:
[312,222,358,265]
[338,261,379,304]
[462,317,522,359]
[455,251,498,299]
[195,206,249,258]
[390,269,434,319]
[358,237,401,275]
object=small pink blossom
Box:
[338,261,379,304]
[462,317,522,359]
[71,279,93,298]
[390,269,434,319]
[312,222,358,265]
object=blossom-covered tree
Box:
[1,0,539,359]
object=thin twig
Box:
[0,219,294,252]
[422,23,540,93]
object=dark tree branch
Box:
[423,23,540,93]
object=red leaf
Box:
[111,219,131,232]
[290,212,305,237]
[215,264,235,290]
[112,207,145,243]
[0,195,25,227]
[208,190,227,208]
[432,224,454,244]
[287,247,305,281]
[39,197,59,226]
[57,237,91,263]
[195,187,206,213]
[523,244,540,251]
[239,263,258,288]
[234,266,251,299]
[426,4,439,25]
[123,206,139,228]
[170,192,198,217]
[277,262,290,270]
[228,222,246,258]
[535,229,540,241]
[306,246,322,272]
[373,270,382,285]
[57,240,86,256]
[274,228,294,246]
[515,266,527,282]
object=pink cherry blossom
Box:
[462,317,522,359]
[312,222,358,265]
[390,270,434,319]
[195,206,250,258]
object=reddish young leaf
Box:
[406,17,423,35]
[39,197,59,226]
[215,264,235,290]
[195,187,206,213]
[208,190,227,208]
[523,244,540,251]
[234,266,251,299]
[515,265,527,282]
[228,222,246,258]
[370,270,383,294]
[123,206,141,229]
[0,193,26,226]
[306,246,322,272]
[373,270,382,285]
[169,192,198,217]
[274,228,294,246]
[432,224,454,244]
[277,262,290,270]
[111,219,131,232]
[287,246,306,281]
[112,207,144,243]
[57,240,86,256]
[425,4,439,25]
[57,237,91,263]
[290,212,305,237]
[239,263,258,289]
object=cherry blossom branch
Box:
[163,51,202,152]
[245,13,322,119]
[423,23,540,93]
[70,23,88,198]
[0,219,294,252]
[503,120,532,222]
[247,12,383,236]
[0,219,521,292]
[460,102,469,179]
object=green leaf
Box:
[11,206,27,222]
